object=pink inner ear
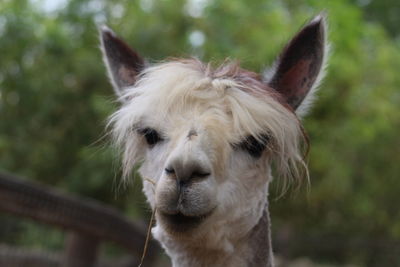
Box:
[118,66,139,86]
[278,59,315,107]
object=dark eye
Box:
[236,134,270,158]
[138,128,163,146]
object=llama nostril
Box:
[192,171,211,178]
[183,169,211,183]
[166,158,211,183]
[165,167,175,175]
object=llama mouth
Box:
[159,210,213,232]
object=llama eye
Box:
[138,128,163,146]
[236,134,270,158]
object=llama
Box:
[100,14,328,267]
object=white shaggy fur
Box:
[109,61,307,184]
[103,14,327,267]
[108,60,307,266]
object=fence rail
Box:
[0,172,160,267]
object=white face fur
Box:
[109,61,305,240]
[101,14,327,245]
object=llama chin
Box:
[101,14,328,267]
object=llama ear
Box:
[100,25,145,99]
[266,14,328,116]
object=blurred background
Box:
[1,0,399,266]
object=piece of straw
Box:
[138,177,157,267]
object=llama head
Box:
[101,15,327,241]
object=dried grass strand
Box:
[138,177,157,267]
[138,207,156,267]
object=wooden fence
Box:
[0,172,161,267]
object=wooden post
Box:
[62,231,99,267]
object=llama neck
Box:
[153,203,274,267]
[245,203,274,267]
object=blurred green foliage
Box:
[0,0,399,266]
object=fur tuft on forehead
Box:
[109,58,308,187]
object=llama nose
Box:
[165,161,211,186]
